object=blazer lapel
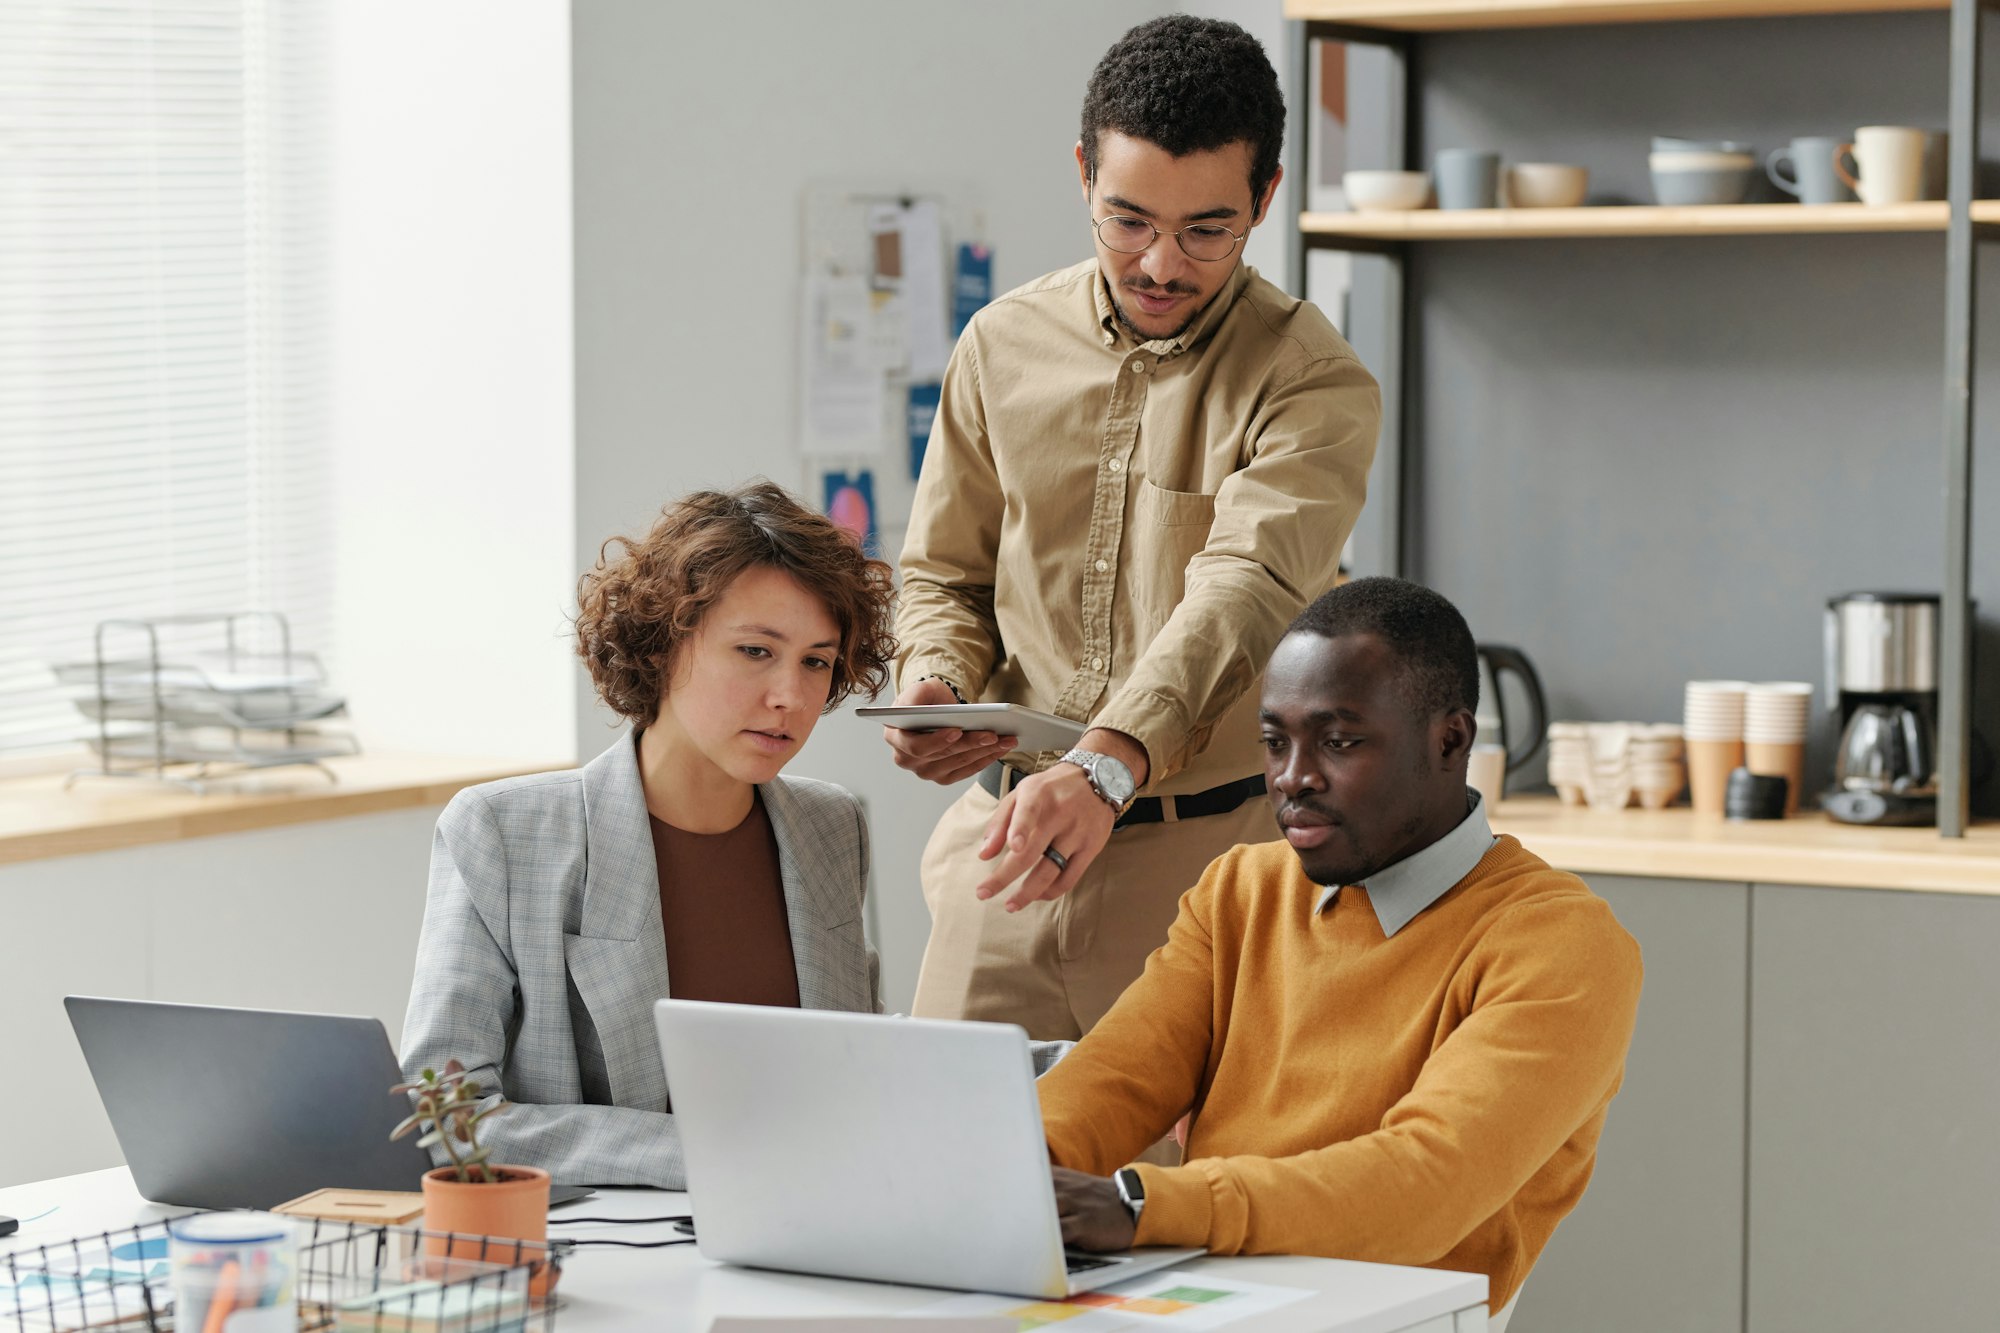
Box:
[569,730,672,1110]
[762,777,872,1013]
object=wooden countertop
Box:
[0,752,559,867]
[8,755,1992,893]
[1488,796,2000,895]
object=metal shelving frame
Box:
[1286,0,1985,836]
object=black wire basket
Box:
[1,1214,565,1332]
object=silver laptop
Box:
[66,996,435,1209]
[653,1000,1202,1299]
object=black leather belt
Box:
[976,764,1267,829]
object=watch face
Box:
[1096,757,1136,804]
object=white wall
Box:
[327,0,578,766]
[0,807,441,1187]
[570,0,1303,1008]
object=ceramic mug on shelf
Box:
[1435,149,1501,210]
[1767,136,1855,205]
[1836,126,1926,206]
[1923,129,1950,200]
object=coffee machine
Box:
[1822,592,1940,826]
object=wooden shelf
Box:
[1286,0,1945,32]
[1301,200,2000,240]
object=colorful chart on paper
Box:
[902,1271,1313,1331]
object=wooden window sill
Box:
[0,751,560,867]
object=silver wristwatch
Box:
[1059,748,1137,814]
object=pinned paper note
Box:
[800,274,885,457]
[953,243,993,336]
[907,382,941,480]
[823,469,879,556]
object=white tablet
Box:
[855,703,1087,753]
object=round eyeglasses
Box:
[1093,213,1247,263]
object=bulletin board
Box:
[796,181,990,564]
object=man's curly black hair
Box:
[1080,15,1286,219]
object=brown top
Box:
[649,791,800,1009]
[896,260,1380,793]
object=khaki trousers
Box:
[912,781,1279,1040]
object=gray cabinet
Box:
[1747,883,2000,1331]
[1520,876,1750,1333]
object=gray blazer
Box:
[400,730,880,1187]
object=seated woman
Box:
[400,481,895,1187]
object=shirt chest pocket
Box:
[1135,478,1218,528]
[1126,480,1218,630]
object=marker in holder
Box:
[168,1212,295,1332]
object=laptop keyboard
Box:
[1063,1252,1127,1274]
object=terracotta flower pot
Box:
[420,1164,557,1298]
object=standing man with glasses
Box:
[886,16,1381,1042]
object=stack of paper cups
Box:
[1684,681,1748,816]
[1744,681,1812,815]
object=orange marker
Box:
[201,1257,241,1333]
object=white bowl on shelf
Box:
[1343,170,1433,212]
[1649,151,1757,205]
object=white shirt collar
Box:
[1312,789,1498,937]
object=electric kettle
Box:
[1474,644,1548,773]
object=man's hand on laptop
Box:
[1051,1166,1136,1252]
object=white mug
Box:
[1836,126,1926,206]
[1468,743,1508,810]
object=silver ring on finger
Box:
[1042,846,1070,873]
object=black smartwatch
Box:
[1113,1166,1146,1221]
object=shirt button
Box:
[1094,559,1108,573]
[1090,657,1105,672]
[1131,360,1150,374]
[1108,458,1124,473]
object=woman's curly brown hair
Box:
[575,480,896,724]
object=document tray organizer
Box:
[56,610,360,792]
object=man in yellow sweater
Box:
[1038,577,1642,1319]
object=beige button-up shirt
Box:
[897,259,1380,796]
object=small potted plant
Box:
[391,1060,555,1295]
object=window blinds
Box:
[0,0,331,751]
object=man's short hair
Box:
[1080,16,1286,218]
[1286,578,1481,721]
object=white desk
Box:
[0,1169,1488,1333]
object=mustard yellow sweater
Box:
[1038,835,1642,1310]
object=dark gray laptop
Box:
[65,996,434,1209]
